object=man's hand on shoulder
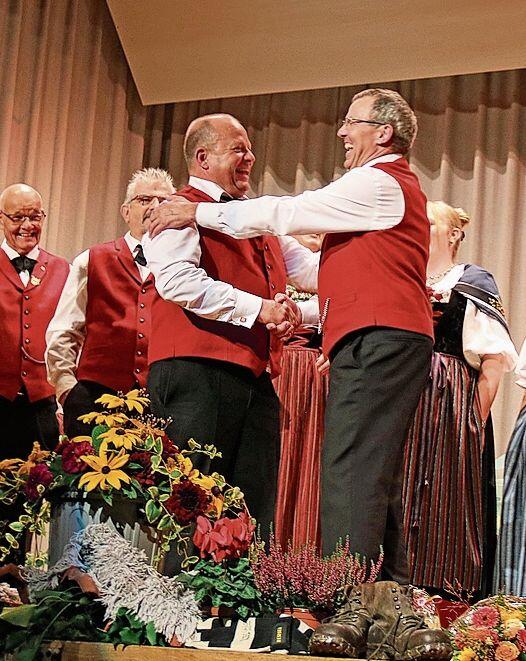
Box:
[257,293,302,340]
[148,195,197,238]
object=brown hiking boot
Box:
[309,584,375,658]
[366,582,452,660]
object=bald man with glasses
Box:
[0,183,69,459]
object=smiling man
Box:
[143,114,319,544]
[45,168,174,437]
[0,183,69,459]
[146,91,433,589]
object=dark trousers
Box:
[0,391,58,562]
[148,358,281,537]
[321,328,432,584]
[63,380,117,438]
[0,391,58,460]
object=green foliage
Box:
[178,557,265,620]
[103,608,168,647]
[0,584,106,660]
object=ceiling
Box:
[106,0,526,105]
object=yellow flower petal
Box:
[108,453,130,470]
[81,455,104,471]
[106,470,130,489]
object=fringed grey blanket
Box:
[24,522,200,644]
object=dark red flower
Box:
[165,480,209,524]
[161,435,179,461]
[129,451,155,488]
[24,464,54,501]
[61,441,95,474]
[193,511,255,562]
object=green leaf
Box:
[145,499,161,523]
[8,521,25,532]
[101,491,113,506]
[153,437,163,455]
[0,605,36,628]
[157,514,173,530]
[5,532,20,548]
[145,621,158,646]
[150,455,161,471]
[119,627,141,645]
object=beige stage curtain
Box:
[1,0,526,454]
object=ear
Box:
[449,227,463,244]
[196,147,209,171]
[120,203,130,225]
[376,124,394,147]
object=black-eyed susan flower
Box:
[78,442,130,492]
[96,389,150,414]
[98,427,143,451]
[77,411,130,427]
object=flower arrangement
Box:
[0,389,249,567]
[449,596,526,661]
[251,534,384,614]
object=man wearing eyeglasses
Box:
[45,167,175,437]
[147,91,434,588]
[0,183,69,460]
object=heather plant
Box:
[251,534,383,614]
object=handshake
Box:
[257,293,302,340]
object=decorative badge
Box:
[30,275,41,286]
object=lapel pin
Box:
[30,275,41,286]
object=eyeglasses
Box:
[340,117,388,128]
[129,194,169,206]
[1,210,46,224]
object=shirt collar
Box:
[1,239,40,261]
[123,231,142,255]
[361,153,403,168]
[188,176,227,202]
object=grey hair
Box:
[123,168,174,204]
[352,88,418,155]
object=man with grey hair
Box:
[46,167,174,437]
[147,90,433,588]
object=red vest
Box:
[318,158,433,357]
[0,248,69,401]
[149,186,288,377]
[76,237,155,391]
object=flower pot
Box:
[48,491,158,567]
[282,607,324,630]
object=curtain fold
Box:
[1,0,525,454]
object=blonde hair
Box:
[427,200,470,257]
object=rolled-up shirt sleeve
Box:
[462,300,518,371]
[143,226,263,328]
[196,166,405,238]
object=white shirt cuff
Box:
[232,291,263,328]
[297,297,320,325]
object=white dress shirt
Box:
[430,264,517,372]
[195,154,406,238]
[1,239,40,287]
[45,232,149,402]
[142,176,320,328]
[515,339,526,388]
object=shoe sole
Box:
[310,634,366,658]
[366,642,452,661]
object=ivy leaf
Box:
[9,521,25,532]
[145,499,161,523]
[119,627,141,645]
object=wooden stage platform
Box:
[49,641,351,660]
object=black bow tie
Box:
[134,244,147,267]
[11,255,36,274]
[220,192,234,202]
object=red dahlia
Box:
[165,480,209,524]
[61,441,95,474]
[129,451,155,487]
[161,435,179,460]
[24,464,54,501]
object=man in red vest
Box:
[0,183,69,460]
[143,114,319,538]
[45,168,175,438]
[147,92,434,585]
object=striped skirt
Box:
[495,406,526,595]
[403,352,496,595]
[274,344,329,549]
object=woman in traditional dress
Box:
[274,234,327,549]
[496,341,526,596]
[403,201,517,598]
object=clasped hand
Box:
[258,293,301,340]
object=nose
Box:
[337,125,346,139]
[148,197,161,209]
[21,216,33,229]
[244,149,255,164]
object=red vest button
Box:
[24,295,30,300]
[139,318,145,323]
[138,333,144,339]
[134,367,141,373]
[22,371,27,377]
[24,338,30,344]
[24,323,30,329]
[24,309,30,315]
[139,303,145,309]
[137,350,142,356]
